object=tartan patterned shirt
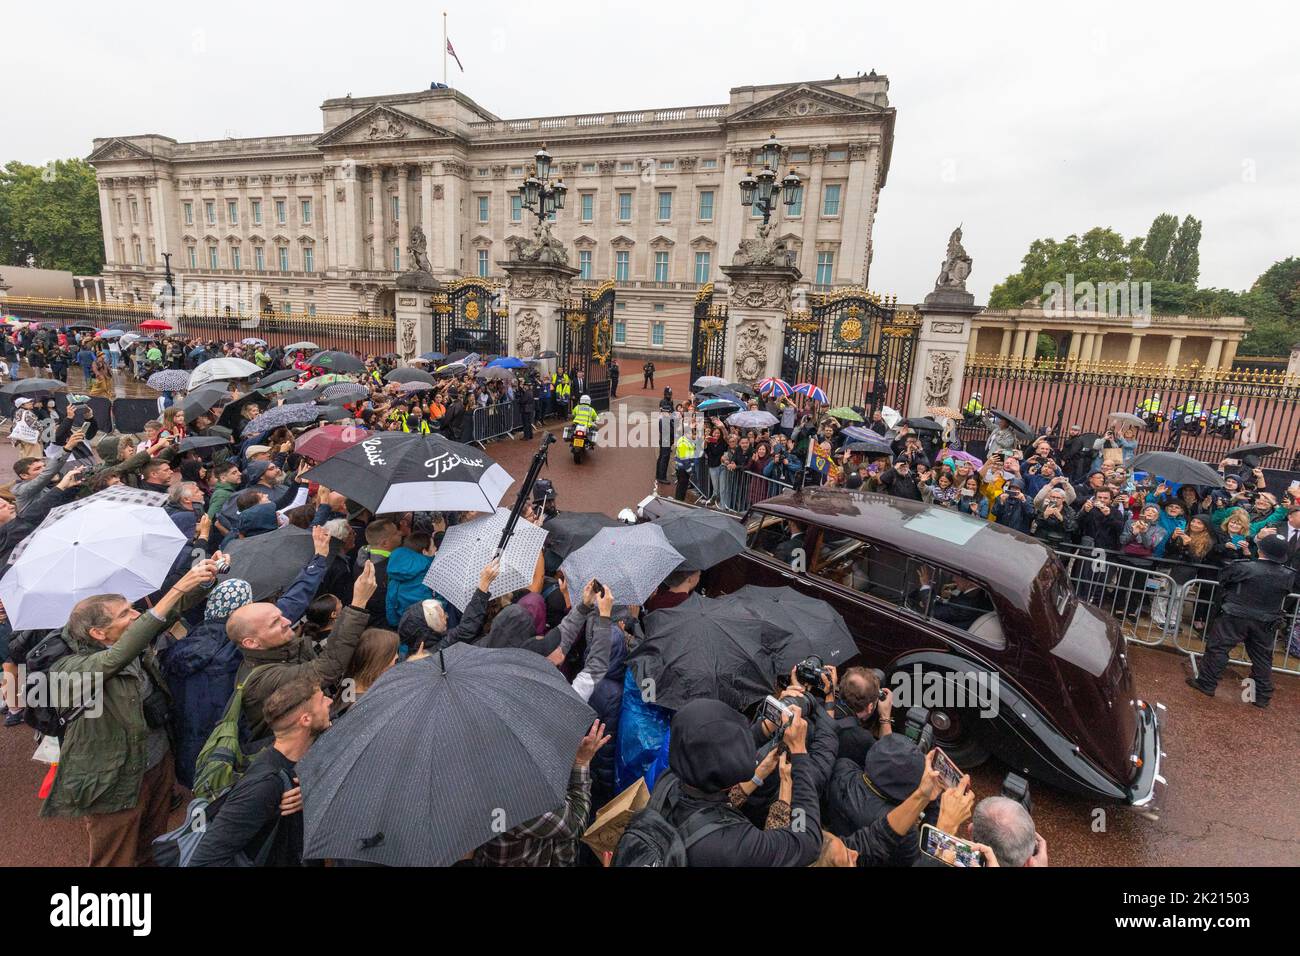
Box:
[472,766,592,867]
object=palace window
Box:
[787,189,803,217]
[694,251,711,284]
[659,160,674,170]
[580,193,594,222]
[579,249,592,280]
[816,251,835,285]
[391,196,400,222]
[302,247,313,273]
[657,191,672,221]
[651,322,665,346]
[231,246,241,270]
[477,249,489,277]
[278,246,290,272]
[183,202,193,225]
[275,199,287,225]
[698,190,714,221]
[615,250,629,282]
[208,246,219,270]
[187,246,197,268]
[393,246,401,271]
[308,304,317,316]
[619,161,634,172]
[254,246,265,271]
[227,200,238,224]
[617,192,632,221]
[654,251,669,282]
[367,196,374,223]
[477,195,489,222]
[822,184,842,217]
[511,195,522,222]
[827,148,848,162]
[251,199,262,224]
[582,162,596,173]
[614,319,626,344]
[130,200,139,222]
[205,201,216,225]
[701,158,717,169]
[301,199,312,224]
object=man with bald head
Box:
[228,561,377,741]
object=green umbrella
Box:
[827,406,864,423]
[256,379,300,395]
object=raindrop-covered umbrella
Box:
[302,432,513,515]
[309,350,365,374]
[217,392,268,433]
[178,434,229,453]
[475,366,516,382]
[178,386,230,422]
[725,382,758,399]
[146,369,191,392]
[727,410,779,430]
[321,382,370,404]
[713,585,857,672]
[243,403,326,436]
[118,332,142,348]
[757,377,794,398]
[1107,412,1148,429]
[7,486,167,565]
[281,387,326,405]
[95,328,125,339]
[295,423,369,463]
[285,341,320,353]
[488,356,528,370]
[559,523,684,607]
[301,373,356,389]
[420,351,446,362]
[256,378,300,396]
[254,369,299,388]
[629,593,776,712]
[399,381,435,394]
[1225,442,1283,464]
[423,508,549,611]
[189,356,262,389]
[650,509,747,572]
[385,367,437,385]
[900,417,944,433]
[0,500,187,630]
[297,643,594,867]
[241,337,267,347]
[987,408,1036,440]
[693,375,727,389]
[1131,451,1225,487]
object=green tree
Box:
[0,158,104,275]
[1142,213,1179,276]
[988,227,1147,309]
[1166,214,1202,285]
[1251,256,1300,318]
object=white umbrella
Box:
[0,500,188,629]
[693,375,727,389]
[285,341,320,352]
[726,410,779,430]
[559,524,684,607]
[8,486,167,564]
[188,356,262,388]
[422,508,549,612]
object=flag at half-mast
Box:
[446,38,464,71]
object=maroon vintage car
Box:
[640,487,1164,806]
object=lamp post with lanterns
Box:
[518,144,567,228]
[739,132,803,228]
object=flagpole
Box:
[442,11,448,86]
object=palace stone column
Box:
[394,267,438,362]
[718,262,801,385]
[501,258,580,361]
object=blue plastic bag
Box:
[615,669,672,793]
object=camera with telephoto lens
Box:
[1001,771,1033,815]
[902,706,935,752]
[795,656,828,694]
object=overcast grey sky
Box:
[4,0,1298,302]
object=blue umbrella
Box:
[487,356,528,369]
[698,398,743,413]
[95,328,125,339]
[420,352,446,362]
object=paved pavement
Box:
[2,361,1296,865]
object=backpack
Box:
[153,767,294,867]
[191,665,272,801]
[21,630,90,738]
[612,773,739,867]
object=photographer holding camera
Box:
[825,666,895,763]
[992,478,1035,532]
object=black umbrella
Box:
[281,387,326,405]
[297,643,594,867]
[301,431,513,514]
[445,351,471,364]
[177,435,230,453]
[725,382,758,399]
[179,386,229,423]
[901,417,944,433]
[219,525,315,600]
[1226,442,1283,462]
[1131,451,1224,487]
[651,509,747,571]
[308,351,366,374]
[987,408,1036,440]
[255,369,299,388]
[629,593,778,712]
[541,511,620,564]
[385,367,436,385]
[316,405,353,423]
[216,392,267,433]
[1,378,67,396]
[714,586,857,673]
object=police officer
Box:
[643,360,655,389]
[962,392,984,419]
[516,380,535,440]
[571,393,598,444]
[673,423,701,501]
[1187,534,1293,708]
[655,392,676,484]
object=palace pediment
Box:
[88,138,154,163]
[315,105,459,148]
[725,84,885,125]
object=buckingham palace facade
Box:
[88,74,895,358]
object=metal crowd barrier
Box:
[1172,579,1300,678]
[707,468,794,514]
[470,401,521,446]
[1053,545,1181,647]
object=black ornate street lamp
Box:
[739,132,802,226]
[518,144,567,226]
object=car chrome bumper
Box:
[1126,699,1165,807]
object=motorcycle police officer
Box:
[571,393,599,444]
[1187,533,1293,708]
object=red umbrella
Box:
[295,423,369,463]
[139,320,172,330]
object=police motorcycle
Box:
[1134,394,1165,432]
[563,394,599,464]
[1207,403,1242,440]
[1167,395,1207,438]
